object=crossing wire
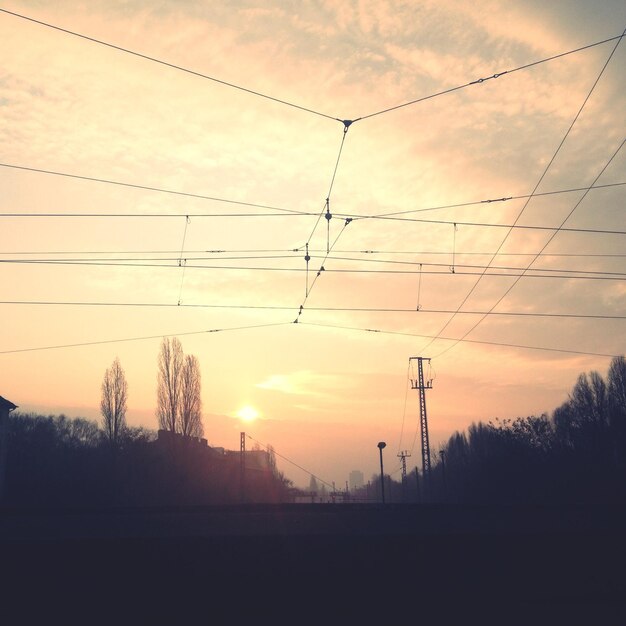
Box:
[1,162,622,220]
[432,136,626,360]
[2,300,625,320]
[418,27,626,357]
[2,258,624,281]
[3,254,626,279]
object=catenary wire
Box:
[0,8,341,123]
[2,300,624,320]
[357,33,625,121]
[1,162,621,220]
[0,321,292,355]
[368,181,626,218]
[304,125,351,247]
[417,28,626,356]
[1,258,624,280]
[2,248,624,259]
[432,136,626,360]
[4,210,625,237]
[298,321,621,359]
[245,433,335,493]
[4,254,625,279]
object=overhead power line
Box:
[4,211,625,238]
[305,124,351,247]
[0,211,315,218]
[3,254,625,279]
[0,8,341,123]
[1,258,624,280]
[433,136,626,360]
[0,163,305,214]
[2,162,621,221]
[2,247,624,259]
[357,32,626,121]
[340,214,626,236]
[418,27,626,356]
[245,433,335,492]
[298,321,621,359]
[369,182,626,218]
[0,321,291,355]
[1,299,624,320]
[4,203,626,236]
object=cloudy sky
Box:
[1,0,625,489]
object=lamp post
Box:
[377,441,386,504]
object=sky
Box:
[1,0,625,490]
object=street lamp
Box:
[377,441,386,503]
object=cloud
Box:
[256,370,345,396]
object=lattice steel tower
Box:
[397,450,411,502]
[409,357,433,484]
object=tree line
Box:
[3,337,291,506]
[358,355,626,505]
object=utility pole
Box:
[409,357,433,500]
[240,432,246,503]
[397,450,411,502]
[377,441,387,504]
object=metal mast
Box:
[409,357,433,487]
[240,431,246,502]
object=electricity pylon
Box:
[409,357,433,496]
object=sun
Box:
[236,405,259,423]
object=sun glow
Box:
[236,405,259,423]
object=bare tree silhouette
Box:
[179,354,203,438]
[157,337,183,433]
[100,357,128,446]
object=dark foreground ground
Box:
[2,503,626,618]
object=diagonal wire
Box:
[244,433,335,492]
[0,163,308,214]
[365,181,626,218]
[0,322,291,355]
[298,321,620,359]
[294,218,352,323]
[0,8,341,123]
[418,28,626,356]
[356,33,625,121]
[396,361,411,455]
[305,124,351,246]
[432,137,626,360]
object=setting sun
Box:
[236,406,259,423]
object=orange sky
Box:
[1,1,625,488]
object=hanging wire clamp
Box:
[342,120,353,132]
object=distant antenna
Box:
[409,357,433,496]
[397,450,411,502]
